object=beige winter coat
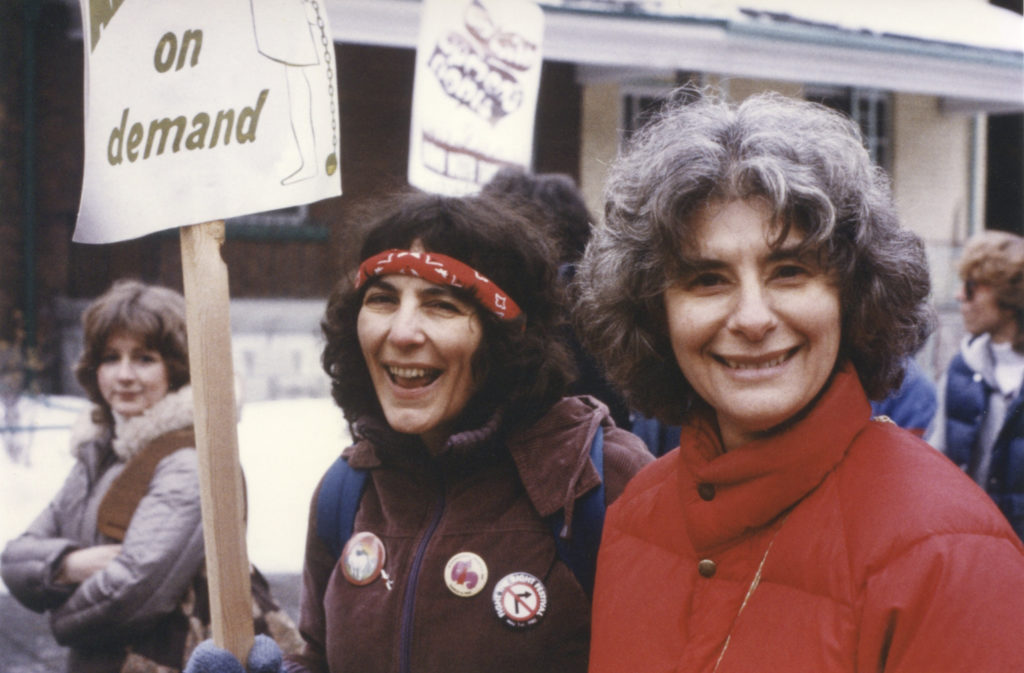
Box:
[1,386,204,673]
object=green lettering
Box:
[107,108,129,165]
[186,113,209,149]
[90,0,126,52]
[154,33,177,73]
[236,89,269,144]
[103,91,275,165]
[209,109,235,148]
[178,30,203,70]
[144,116,187,158]
[126,122,143,162]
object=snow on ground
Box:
[237,397,349,572]
[0,394,349,593]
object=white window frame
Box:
[806,85,892,169]
[227,204,310,228]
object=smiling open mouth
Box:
[717,347,798,370]
[386,365,441,388]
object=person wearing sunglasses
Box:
[927,229,1024,540]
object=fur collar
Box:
[71,386,194,462]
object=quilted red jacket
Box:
[590,365,1024,673]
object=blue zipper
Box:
[398,487,445,672]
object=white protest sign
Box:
[75,0,341,243]
[408,0,544,196]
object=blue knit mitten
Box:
[247,635,284,673]
[184,635,283,673]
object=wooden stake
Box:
[179,221,254,662]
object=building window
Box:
[227,205,309,228]
[224,204,328,242]
[623,90,666,142]
[621,74,701,145]
[621,82,891,169]
[806,86,891,168]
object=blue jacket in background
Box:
[870,356,937,436]
[929,335,1024,540]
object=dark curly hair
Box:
[573,88,934,425]
[74,279,190,426]
[321,190,574,437]
[482,167,594,264]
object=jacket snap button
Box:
[698,559,717,578]
[697,483,716,501]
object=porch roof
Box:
[327,0,1024,113]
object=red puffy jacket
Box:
[590,366,1024,672]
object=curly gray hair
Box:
[573,88,933,424]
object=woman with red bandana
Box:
[187,191,651,673]
[574,89,1024,672]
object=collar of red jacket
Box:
[676,362,872,551]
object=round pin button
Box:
[340,531,386,586]
[444,551,489,597]
[492,572,548,628]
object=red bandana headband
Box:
[355,249,524,321]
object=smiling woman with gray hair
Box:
[575,88,1024,672]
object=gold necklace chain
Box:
[711,512,789,673]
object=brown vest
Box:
[96,428,196,542]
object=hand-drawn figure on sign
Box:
[250,0,339,184]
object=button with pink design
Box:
[444,551,488,597]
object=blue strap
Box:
[549,425,606,598]
[315,455,368,559]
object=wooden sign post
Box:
[180,221,253,661]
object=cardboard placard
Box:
[75,0,341,243]
[408,0,544,196]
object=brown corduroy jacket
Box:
[285,395,652,673]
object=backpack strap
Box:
[96,428,196,542]
[315,454,369,559]
[549,425,605,598]
[316,427,607,597]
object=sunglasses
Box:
[964,279,980,301]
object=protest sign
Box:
[408,0,544,195]
[74,0,342,661]
[75,0,341,243]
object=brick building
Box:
[2,0,1022,399]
